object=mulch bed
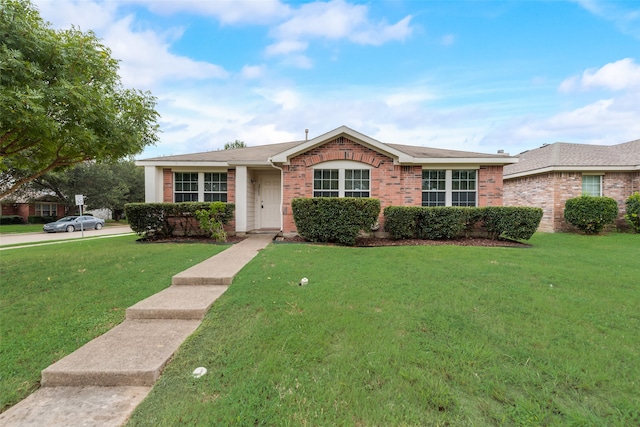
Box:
[139,234,528,248]
[276,235,529,248]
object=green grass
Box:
[0,235,229,411]
[0,220,127,235]
[0,224,46,234]
[127,233,640,426]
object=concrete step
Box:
[126,285,228,320]
[0,386,151,427]
[172,233,274,286]
[41,319,200,387]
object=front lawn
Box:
[128,233,639,426]
[0,235,230,411]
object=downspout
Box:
[268,158,284,232]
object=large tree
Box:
[33,160,144,220]
[0,0,159,199]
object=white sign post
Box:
[75,195,85,238]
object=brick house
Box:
[0,195,61,223]
[503,139,640,232]
[137,126,516,235]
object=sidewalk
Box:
[0,225,134,249]
[0,233,275,427]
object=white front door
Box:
[256,173,281,229]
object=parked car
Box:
[43,216,105,233]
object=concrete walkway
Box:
[0,233,275,427]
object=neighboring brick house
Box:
[0,195,61,223]
[137,126,516,235]
[503,139,640,232]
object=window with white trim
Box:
[204,172,228,202]
[345,169,370,197]
[452,170,477,207]
[422,169,477,207]
[422,170,446,206]
[174,173,199,202]
[313,163,371,198]
[313,169,339,197]
[582,175,602,196]
[35,203,57,217]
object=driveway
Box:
[0,225,134,247]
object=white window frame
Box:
[174,171,228,202]
[35,202,57,217]
[313,161,372,198]
[204,172,228,202]
[422,169,478,207]
[582,174,602,197]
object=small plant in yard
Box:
[625,192,640,233]
[564,195,618,234]
[195,201,232,242]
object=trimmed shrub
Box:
[27,215,57,224]
[0,215,23,225]
[292,198,381,246]
[415,207,468,240]
[480,206,543,241]
[383,206,421,239]
[624,192,640,233]
[384,206,543,241]
[564,196,618,234]
[124,202,235,239]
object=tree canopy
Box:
[0,0,159,198]
[33,160,144,220]
[224,140,247,150]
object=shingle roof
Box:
[504,139,640,178]
[139,135,513,164]
[387,143,505,159]
[139,140,303,162]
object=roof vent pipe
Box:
[305,129,309,140]
[497,149,504,154]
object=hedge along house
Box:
[137,126,517,236]
[503,139,640,232]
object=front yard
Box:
[1,233,638,425]
[127,233,639,426]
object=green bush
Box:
[195,202,229,242]
[384,206,543,241]
[624,192,640,233]
[27,215,57,224]
[0,215,23,225]
[292,198,381,246]
[124,202,235,239]
[416,207,469,240]
[383,206,421,239]
[564,196,618,234]
[480,206,544,240]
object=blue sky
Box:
[33,0,640,158]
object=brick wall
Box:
[504,171,638,232]
[281,137,423,233]
[478,166,504,207]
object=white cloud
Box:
[441,34,456,46]
[268,0,414,58]
[105,16,228,88]
[265,40,308,56]
[560,58,640,92]
[124,0,291,25]
[241,65,266,80]
[574,0,640,39]
[33,0,228,90]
